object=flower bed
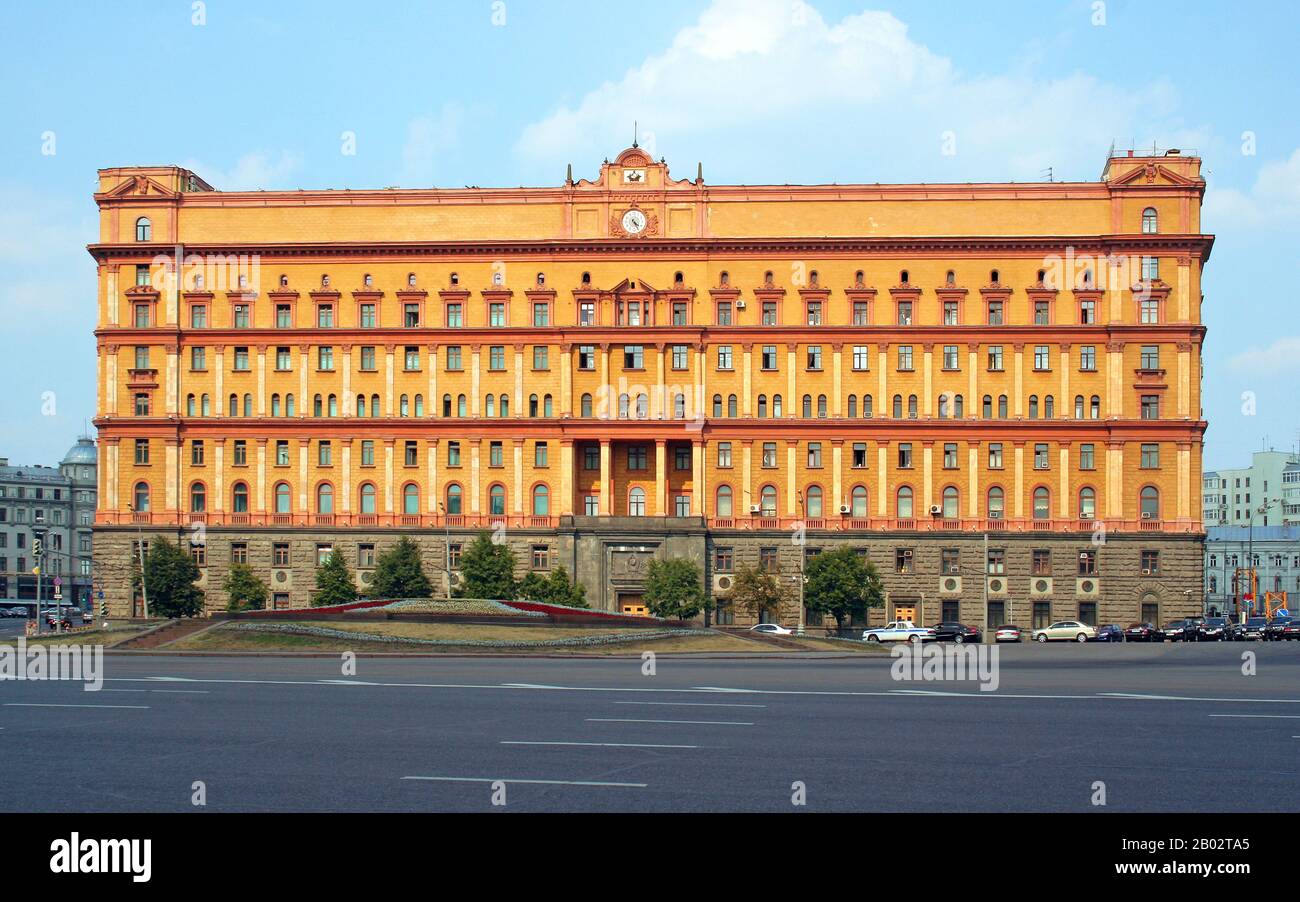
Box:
[505,600,660,620]
[244,599,392,617]
[226,621,696,649]
[376,599,543,617]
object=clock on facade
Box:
[621,209,647,235]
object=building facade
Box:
[91,147,1210,629]
[1202,450,1300,528]
[1,438,98,611]
[1204,525,1300,617]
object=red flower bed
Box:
[244,599,392,617]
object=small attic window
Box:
[536,272,546,287]
[581,272,591,286]
[279,274,289,288]
[135,217,152,242]
[363,273,374,288]
[719,271,730,286]
[900,270,910,285]
[321,274,330,288]
[854,270,864,288]
[945,270,955,287]
[763,270,774,287]
[1035,269,1046,285]
[407,273,417,287]
[809,270,819,287]
[492,271,504,286]
[674,271,684,286]
[990,269,1001,285]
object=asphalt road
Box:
[1,642,1297,812]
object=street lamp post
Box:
[439,501,452,597]
[796,491,806,637]
[33,513,47,633]
[127,503,149,619]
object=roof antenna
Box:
[1041,166,1054,182]
[632,121,639,149]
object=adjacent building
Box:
[1202,450,1300,528]
[1204,525,1300,617]
[90,147,1211,629]
[0,438,98,611]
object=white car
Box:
[1032,621,1098,643]
[749,623,793,636]
[862,620,936,644]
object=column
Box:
[967,344,979,417]
[513,440,524,514]
[1106,441,1124,519]
[655,344,665,419]
[741,345,752,416]
[1013,344,1025,418]
[1106,342,1123,417]
[296,441,307,511]
[255,439,267,513]
[832,345,843,416]
[922,441,934,514]
[165,345,179,415]
[742,441,753,513]
[470,441,481,514]
[696,345,707,420]
[877,344,889,415]
[968,444,979,517]
[599,439,612,516]
[786,441,797,516]
[427,345,438,419]
[341,345,352,417]
[1059,444,1071,518]
[1177,342,1192,418]
[214,441,225,513]
[426,438,439,514]
[560,345,572,416]
[471,346,481,417]
[1013,442,1025,519]
[876,442,889,516]
[384,346,396,416]
[831,440,843,513]
[105,348,118,416]
[1059,344,1071,415]
[340,440,352,515]
[298,345,309,416]
[214,346,225,416]
[922,344,934,417]
[786,344,797,417]
[1177,441,1192,521]
[655,439,667,515]
[513,345,524,417]
[384,440,394,513]
[693,439,706,518]
[165,437,180,513]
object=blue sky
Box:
[1,0,1297,469]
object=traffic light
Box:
[32,538,43,558]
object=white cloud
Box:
[181,150,302,191]
[1204,148,1300,228]
[515,0,1194,183]
[1227,335,1300,373]
[398,104,465,187]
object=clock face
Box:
[621,209,647,234]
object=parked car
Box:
[1265,617,1292,641]
[1124,622,1163,642]
[1162,620,1198,642]
[749,623,793,636]
[1093,624,1125,642]
[1279,621,1300,641]
[1201,617,1230,641]
[993,624,1023,643]
[1240,617,1268,641]
[1032,621,1097,643]
[929,622,982,644]
[862,621,936,644]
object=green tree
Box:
[643,558,706,620]
[139,537,205,618]
[369,536,433,599]
[457,531,517,599]
[804,546,884,630]
[517,565,588,608]
[222,562,268,612]
[723,563,791,624]
[313,551,358,607]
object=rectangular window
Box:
[584,446,598,470]
[190,347,206,371]
[276,304,292,328]
[760,548,779,573]
[1079,345,1096,371]
[1034,443,1049,470]
[579,301,596,326]
[896,300,913,325]
[489,442,504,468]
[1079,443,1095,470]
[190,305,207,328]
[231,542,248,565]
[1140,345,1160,370]
[134,439,150,465]
[941,549,960,575]
[717,442,732,468]
[273,543,290,567]
[404,303,420,328]
[987,548,1005,575]
[316,305,334,328]
[275,347,291,371]
[852,345,870,370]
[761,442,777,468]
[988,443,1004,469]
[943,301,959,325]
[714,547,734,573]
[445,346,462,371]
[359,346,376,371]
[403,346,420,371]
[762,301,777,326]
[535,442,548,468]
[1141,550,1160,575]
[987,346,1004,371]
[233,304,251,328]
[577,345,595,370]
[943,443,958,469]
[623,345,644,369]
[276,440,289,466]
[1033,300,1050,325]
[1078,550,1097,576]
[852,442,868,469]
[806,345,822,371]
[942,345,959,370]
[671,345,688,370]
[533,346,549,370]
[490,303,505,327]
[446,303,463,328]
[191,440,205,466]
[761,346,777,370]
[675,446,691,471]
[1078,298,1095,324]
[898,443,913,468]
[233,347,250,371]
[806,300,822,326]
[489,346,506,371]
[852,301,869,325]
[532,302,549,327]
[717,346,733,370]
[987,299,1003,325]
[807,442,822,468]
[1140,395,1160,419]
[532,546,551,570]
[1141,443,1160,468]
[361,440,374,467]
[359,304,376,328]
[897,345,913,371]
[627,445,648,470]
[716,301,732,325]
[1034,345,1051,371]
[895,548,914,574]
[317,441,330,467]
[1032,549,1052,575]
[318,346,334,370]
[447,441,461,467]
[405,441,418,467]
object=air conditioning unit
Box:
[750,505,762,514]
[1141,512,1153,519]
[941,576,962,595]
[987,577,1007,596]
[839,505,851,515]
[1031,577,1053,596]
[1141,568,1152,576]
[929,505,942,515]
[1076,578,1099,597]
[988,511,1003,519]
[712,574,734,593]
[902,549,913,558]
[735,299,747,309]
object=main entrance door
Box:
[618,593,648,616]
[894,604,917,622]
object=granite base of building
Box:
[94,519,1205,630]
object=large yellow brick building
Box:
[91,146,1210,628]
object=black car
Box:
[1265,617,1292,641]
[1240,617,1268,641]
[1280,621,1300,641]
[1093,624,1124,642]
[1161,619,1199,642]
[929,622,982,644]
[1125,622,1163,642]
[1200,617,1230,641]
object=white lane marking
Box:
[99,678,1300,706]
[4,703,150,709]
[402,776,646,788]
[1208,714,1300,719]
[587,717,753,726]
[501,741,699,749]
[614,701,767,709]
[104,689,208,694]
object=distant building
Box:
[0,438,98,609]
[1204,525,1300,617]
[1202,450,1300,528]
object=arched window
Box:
[445,484,462,515]
[316,483,334,514]
[243,394,253,417]
[270,394,281,417]
[135,217,151,241]
[232,482,249,513]
[415,395,424,417]
[133,481,151,512]
[897,486,914,519]
[189,482,205,512]
[938,394,950,418]
[400,394,410,417]
[727,395,737,418]
[284,394,294,417]
[1044,395,1054,419]
[716,485,733,517]
[501,395,511,417]
[629,486,647,516]
[942,486,959,518]
[817,394,827,418]
[1029,395,1039,419]
[908,395,918,419]
[274,482,291,514]
[673,393,685,418]
[1090,395,1101,419]
[1075,395,1085,419]
[619,393,631,418]
[443,394,453,417]
[998,395,1008,418]
[983,395,993,418]
[1033,487,1051,520]
[954,394,964,418]
[186,394,196,416]
[581,393,593,417]
[757,395,768,418]
[485,395,496,418]
[862,394,872,418]
[359,483,377,515]
[760,485,778,517]
[772,395,783,418]
[489,484,506,516]
[851,485,868,517]
[987,486,1005,519]
[806,485,823,518]
[637,393,650,418]
[201,393,211,416]
[529,394,539,417]
[1079,487,1096,520]
[543,395,553,417]
[403,483,420,515]
[847,395,857,418]
[892,395,903,419]
[370,394,380,418]
[802,395,813,418]
[457,394,467,417]
[328,394,338,417]
[230,394,240,417]
[1140,486,1161,519]
[1142,207,1158,234]
[532,484,550,516]
[357,395,367,417]
[712,395,723,418]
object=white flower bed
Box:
[226,622,698,648]
[376,598,543,617]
